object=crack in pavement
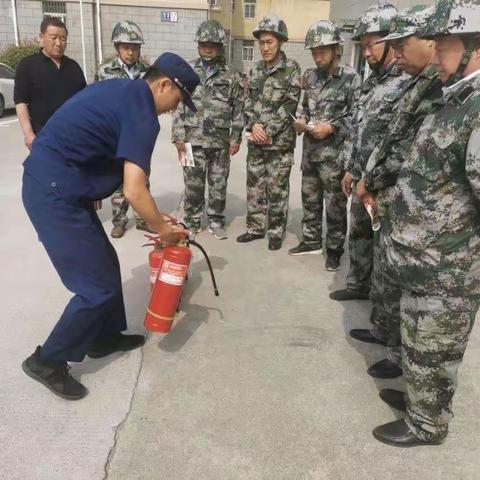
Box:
[102,342,147,480]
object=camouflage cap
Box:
[253,14,288,41]
[420,0,480,38]
[351,3,398,41]
[376,5,434,43]
[195,19,227,44]
[305,20,343,49]
[111,20,144,44]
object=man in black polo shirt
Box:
[14,16,86,150]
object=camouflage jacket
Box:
[171,58,244,149]
[301,64,361,165]
[364,64,443,193]
[95,57,149,81]
[342,61,411,179]
[244,51,301,152]
[388,71,480,294]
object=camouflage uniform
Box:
[172,21,244,230]
[384,0,480,443]
[337,2,410,296]
[362,6,443,364]
[244,16,301,240]
[300,65,360,253]
[96,20,150,230]
[342,62,410,297]
[292,21,360,257]
[96,56,148,82]
[366,65,443,363]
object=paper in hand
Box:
[178,142,195,167]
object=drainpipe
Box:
[11,0,19,46]
[95,0,103,64]
[229,0,233,63]
[79,0,88,81]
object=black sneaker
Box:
[22,347,88,400]
[288,242,322,256]
[325,252,341,271]
[268,237,282,250]
[236,232,265,243]
[87,332,145,359]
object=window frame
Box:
[242,40,254,62]
[244,0,256,19]
[42,1,67,25]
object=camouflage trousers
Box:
[246,148,293,240]
[345,193,373,294]
[182,147,230,229]
[111,179,150,227]
[386,230,480,442]
[401,291,478,442]
[369,225,402,364]
[301,161,347,253]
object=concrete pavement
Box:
[0,111,479,479]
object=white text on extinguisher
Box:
[159,260,188,286]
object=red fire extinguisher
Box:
[144,237,219,333]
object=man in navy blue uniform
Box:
[21,53,200,400]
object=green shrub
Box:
[0,40,39,70]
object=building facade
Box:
[0,0,209,80]
[210,0,331,74]
[0,1,433,80]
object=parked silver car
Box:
[0,63,15,117]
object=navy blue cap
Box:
[152,52,200,113]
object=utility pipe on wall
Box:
[95,0,103,64]
[11,0,19,46]
[79,0,88,81]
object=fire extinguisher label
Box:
[150,267,159,285]
[159,260,188,286]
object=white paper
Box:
[366,204,381,232]
[185,142,194,167]
[178,142,195,167]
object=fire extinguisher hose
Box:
[188,240,220,297]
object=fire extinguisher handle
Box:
[188,240,220,297]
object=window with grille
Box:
[244,0,256,19]
[242,40,254,61]
[42,1,67,25]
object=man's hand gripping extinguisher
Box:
[144,233,219,333]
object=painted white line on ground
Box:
[0,118,19,126]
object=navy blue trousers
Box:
[22,172,127,363]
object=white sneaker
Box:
[208,223,227,240]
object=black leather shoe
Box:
[373,419,444,447]
[379,389,407,412]
[22,347,88,400]
[368,358,403,378]
[236,232,265,243]
[268,238,282,251]
[87,332,145,359]
[329,288,369,301]
[349,329,387,345]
